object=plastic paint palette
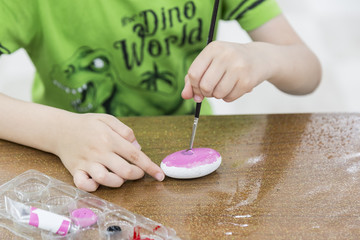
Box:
[0,170,180,239]
[161,148,222,179]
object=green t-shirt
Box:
[0,0,281,116]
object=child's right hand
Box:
[54,112,165,192]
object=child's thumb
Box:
[181,75,194,99]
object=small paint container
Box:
[133,215,168,240]
[98,209,136,240]
[69,196,109,217]
[71,208,98,228]
[14,172,50,202]
[42,184,78,215]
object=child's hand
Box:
[54,113,164,192]
[182,15,322,101]
[181,41,271,103]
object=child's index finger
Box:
[113,136,165,181]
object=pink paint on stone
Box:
[161,148,221,168]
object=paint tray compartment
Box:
[0,169,180,239]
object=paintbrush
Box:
[188,0,220,150]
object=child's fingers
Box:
[99,114,136,143]
[104,152,145,180]
[198,59,226,98]
[131,140,141,150]
[73,170,99,192]
[87,163,126,188]
[187,71,205,103]
[187,45,215,102]
[223,80,250,102]
[181,75,194,99]
[112,137,165,182]
[99,114,142,150]
[212,71,238,99]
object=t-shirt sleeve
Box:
[222,0,282,32]
[0,0,38,55]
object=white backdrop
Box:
[1,0,359,115]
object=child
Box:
[0,0,321,191]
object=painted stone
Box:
[160,148,221,179]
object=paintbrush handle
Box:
[189,0,220,149]
[207,0,220,45]
[194,0,220,113]
[193,0,220,113]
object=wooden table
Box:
[1,113,360,239]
